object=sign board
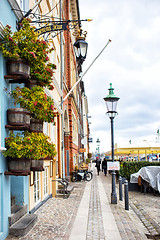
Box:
[81,138,87,145]
[107,161,120,171]
[88,138,93,143]
[79,148,86,153]
[35,22,68,36]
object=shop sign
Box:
[79,148,86,152]
[107,161,120,170]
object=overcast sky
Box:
[79,0,160,153]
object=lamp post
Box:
[74,28,88,75]
[104,83,120,204]
[96,138,100,158]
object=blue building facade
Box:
[0,1,29,239]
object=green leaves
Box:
[11,86,55,123]
[4,131,57,160]
[120,161,160,181]
[0,19,56,89]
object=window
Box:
[34,172,41,204]
[50,44,56,64]
[50,161,53,177]
[50,123,55,143]
[44,167,48,197]
[43,122,49,136]
[56,55,60,86]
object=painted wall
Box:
[0,0,29,239]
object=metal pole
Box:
[119,176,123,201]
[61,39,111,105]
[124,180,129,210]
[60,0,65,178]
[110,117,117,204]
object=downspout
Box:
[60,0,65,178]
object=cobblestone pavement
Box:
[6,165,160,240]
[100,171,160,240]
[86,174,104,239]
[6,181,86,240]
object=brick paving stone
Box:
[100,172,149,240]
[5,164,160,240]
[86,174,105,240]
[6,181,86,240]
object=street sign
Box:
[81,138,87,145]
[79,148,86,152]
[107,161,120,170]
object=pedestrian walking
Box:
[95,157,101,175]
[102,158,107,176]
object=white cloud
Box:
[80,0,160,152]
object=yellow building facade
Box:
[28,0,63,212]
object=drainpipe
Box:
[60,0,65,178]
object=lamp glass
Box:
[74,39,88,59]
[105,100,118,113]
[80,41,88,58]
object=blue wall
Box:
[0,0,29,239]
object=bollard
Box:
[124,180,129,210]
[119,176,123,201]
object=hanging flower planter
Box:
[30,118,43,133]
[25,79,38,89]
[4,132,57,170]
[7,157,31,174]
[30,159,44,171]
[6,58,30,79]
[7,108,30,126]
[7,108,30,127]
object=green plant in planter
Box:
[0,18,56,90]
[4,131,57,160]
[11,86,55,123]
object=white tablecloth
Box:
[130,166,160,192]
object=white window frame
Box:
[34,172,41,205]
[44,167,48,197]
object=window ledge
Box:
[0,147,6,152]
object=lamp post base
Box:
[111,170,117,204]
[111,193,117,204]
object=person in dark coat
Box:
[102,158,107,176]
[95,157,101,175]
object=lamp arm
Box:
[18,0,43,25]
[61,39,111,105]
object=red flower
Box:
[49,85,54,90]
[42,40,47,45]
[6,25,11,29]
[9,37,13,42]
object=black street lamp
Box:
[103,83,120,204]
[74,29,88,74]
[96,138,100,157]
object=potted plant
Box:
[3,87,31,129]
[10,86,56,131]
[4,131,57,173]
[0,18,56,89]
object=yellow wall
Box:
[29,160,56,211]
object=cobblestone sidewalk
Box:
[6,181,86,240]
[6,167,160,240]
[100,171,160,240]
